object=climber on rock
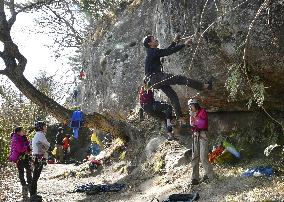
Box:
[139,84,177,141]
[143,34,212,122]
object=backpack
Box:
[139,86,154,105]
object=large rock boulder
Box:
[79,0,284,115]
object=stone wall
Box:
[79,0,284,117]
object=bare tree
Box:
[0,0,137,141]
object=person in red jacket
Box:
[143,34,213,122]
[9,126,32,200]
[62,134,70,163]
[188,99,214,185]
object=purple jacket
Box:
[9,133,30,163]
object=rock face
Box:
[80,0,283,116]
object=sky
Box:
[12,12,74,81]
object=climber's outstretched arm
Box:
[154,44,185,58]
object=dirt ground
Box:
[1,143,284,202]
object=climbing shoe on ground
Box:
[190,179,199,185]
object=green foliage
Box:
[249,76,265,108]
[225,64,266,110]
[214,118,280,159]
[225,64,244,100]
[80,0,131,19]
[0,120,12,166]
[0,81,35,165]
[0,72,61,165]
[32,71,58,121]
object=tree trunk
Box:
[5,70,135,141]
[0,1,137,141]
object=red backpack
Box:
[139,86,154,105]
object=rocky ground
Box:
[1,137,284,202]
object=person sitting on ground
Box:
[54,127,64,163]
[139,84,177,140]
[143,34,212,123]
[31,121,50,201]
[188,99,214,185]
[62,134,70,163]
[90,131,102,156]
[9,126,32,200]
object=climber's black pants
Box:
[142,101,173,124]
[148,72,203,118]
[16,155,32,186]
[30,156,44,196]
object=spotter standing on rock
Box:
[143,34,212,122]
[188,99,214,185]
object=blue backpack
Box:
[70,110,84,139]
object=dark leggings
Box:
[149,72,203,118]
[63,149,69,162]
[16,155,32,186]
[142,101,173,127]
[30,157,44,195]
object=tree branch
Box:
[7,0,17,28]
[15,0,55,13]
[46,5,83,45]
[4,42,27,73]
[0,0,4,13]
[0,69,6,75]
[0,50,6,75]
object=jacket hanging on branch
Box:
[70,110,84,139]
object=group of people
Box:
[140,34,214,185]
[88,131,112,157]
[9,33,214,202]
[9,121,49,201]
[54,127,71,164]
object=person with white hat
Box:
[188,98,214,185]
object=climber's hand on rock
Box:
[174,33,181,43]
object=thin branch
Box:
[45,5,83,45]
[16,0,55,13]
[7,0,17,28]
[0,0,4,13]
[262,106,284,131]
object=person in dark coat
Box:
[143,34,212,122]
